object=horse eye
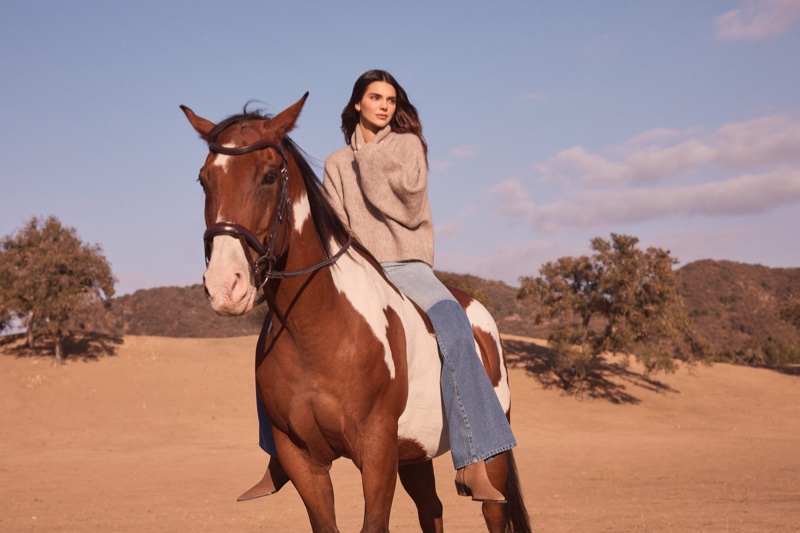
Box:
[197,176,208,192]
[263,171,279,185]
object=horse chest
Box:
[257,335,399,440]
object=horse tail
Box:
[504,449,532,533]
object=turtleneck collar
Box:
[351,124,393,152]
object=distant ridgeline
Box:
[111,285,266,338]
[111,262,800,365]
[109,274,542,339]
[678,260,800,365]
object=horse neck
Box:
[264,188,347,333]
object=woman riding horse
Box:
[242,69,517,504]
[181,75,531,532]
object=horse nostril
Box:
[203,277,211,299]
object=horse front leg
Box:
[273,431,339,533]
[357,424,400,533]
[398,460,443,533]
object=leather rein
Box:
[202,139,351,297]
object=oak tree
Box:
[518,233,707,389]
[0,216,117,365]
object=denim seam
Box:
[438,338,478,464]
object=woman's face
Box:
[355,81,397,136]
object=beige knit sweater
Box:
[323,125,434,266]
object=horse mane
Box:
[209,106,356,259]
[281,137,354,258]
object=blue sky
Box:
[2,1,799,295]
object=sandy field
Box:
[2,334,799,532]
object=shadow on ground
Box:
[0,332,123,362]
[758,364,800,377]
[501,337,677,404]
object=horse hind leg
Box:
[398,461,443,533]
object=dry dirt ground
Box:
[2,335,800,532]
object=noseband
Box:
[202,139,351,293]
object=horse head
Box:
[181,94,308,316]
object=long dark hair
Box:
[340,69,428,161]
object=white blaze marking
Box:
[211,143,237,171]
[293,192,311,234]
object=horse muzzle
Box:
[203,233,259,316]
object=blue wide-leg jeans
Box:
[255,260,517,468]
[257,388,277,455]
[382,260,517,469]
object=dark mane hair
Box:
[210,107,354,259]
[282,136,354,258]
[208,104,266,144]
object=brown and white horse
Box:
[181,94,531,533]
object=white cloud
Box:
[536,146,629,183]
[713,114,800,167]
[654,226,754,266]
[487,179,536,223]
[537,114,800,184]
[433,204,480,239]
[430,145,475,173]
[713,0,800,41]
[450,146,475,158]
[436,240,562,286]
[623,127,687,148]
[534,168,800,230]
[521,92,545,101]
[434,218,461,239]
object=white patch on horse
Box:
[397,312,447,458]
[329,243,446,457]
[211,143,237,171]
[293,192,311,235]
[327,246,509,460]
[330,247,397,378]
[464,300,511,412]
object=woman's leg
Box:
[238,388,289,501]
[426,299,517,465]
[257,389,277,455]
[382,261,517,467]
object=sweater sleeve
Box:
[354,133,428,228]
[322,157,349,226]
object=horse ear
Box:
[180,105,215,141]
[270,92,309,138]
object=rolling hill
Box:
[110,261,800,364]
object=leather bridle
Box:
[202,139,351,294]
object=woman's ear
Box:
[354,102,361,113]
